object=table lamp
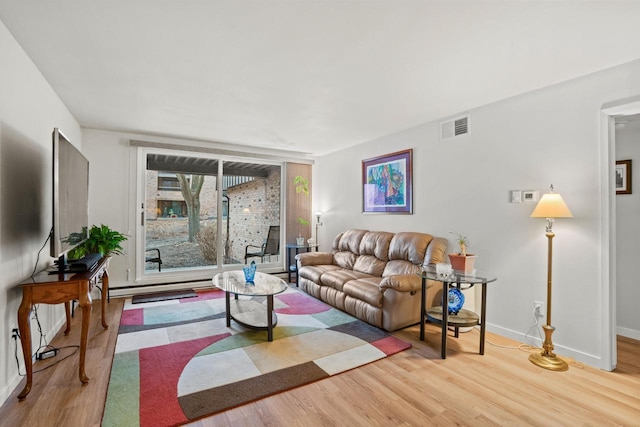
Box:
[529,184,573,371]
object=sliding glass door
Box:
[138,148,282,281]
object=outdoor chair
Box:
[245,225,280,264]
[145,248,163,271]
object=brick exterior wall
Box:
[227,168,281,262]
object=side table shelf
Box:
[426,307,479,329]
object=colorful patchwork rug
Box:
[102,286,410,427]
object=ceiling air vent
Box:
[440,114,470,140]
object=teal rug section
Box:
[102,351,140,427]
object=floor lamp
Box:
[529,185,573,371]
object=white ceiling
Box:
[2,1,640,156]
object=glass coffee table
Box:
[212,271,288,341]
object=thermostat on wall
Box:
[523,190,539,202]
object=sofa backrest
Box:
[353,231,394,276]
[330,229,448,276]
[331,229,368,269]
[382,232,433,276]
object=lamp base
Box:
[529,351,569,371]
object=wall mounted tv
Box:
[51,128,90,272]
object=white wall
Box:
[0,20,81,404]
[314,59,640,368]
[615,123,640,340]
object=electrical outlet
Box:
[534,301,544,318]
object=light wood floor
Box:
[1,297,639,426]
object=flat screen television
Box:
[50,128,90,272]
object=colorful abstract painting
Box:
[362,149,413,213]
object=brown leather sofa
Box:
[296,229,448,331]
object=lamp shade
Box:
[530,193,573,218]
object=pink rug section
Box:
[372,335,412,355]
[275,292,332,315]
[139,333,231,427]
[120,308,144,326]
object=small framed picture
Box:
[616,160,632,195]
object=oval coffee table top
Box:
[212,270,287,296]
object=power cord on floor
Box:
[12,323,81,375]
[32,304,57,359]
[468,321,585,369]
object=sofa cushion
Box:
[298,264,341,283]
[383,259,421,277]
[379,273,421,293]
[343,278,384,308]
[332,251,357,269]
[352,231,392,276]
[388,232,433,265]
[320,269,370,292]
[353,255,387,276]
[336,229,368,253]
[359,231,393,261]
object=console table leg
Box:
[101,271,109,329]
[64,301,71,335]
[78,289,92,385]
[225,292,231,327]
[17,296,33,400]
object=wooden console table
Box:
[16,257,110,400]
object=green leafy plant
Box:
[450,231,470,256]
[68,224,128,259]
[293,175,310,234]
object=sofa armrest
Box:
[296,251,334,267]
[379,274,422,293]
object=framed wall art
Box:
[362,149,413,214]
[616,159,632,195]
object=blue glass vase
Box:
[243,261,257,283]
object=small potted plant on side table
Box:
[448,231,477,273]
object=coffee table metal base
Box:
[225,293,277,341]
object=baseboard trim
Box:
[616,326,640,341]
[486,323,602,369]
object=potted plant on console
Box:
[69,224,128,260]
[448,231,477,273]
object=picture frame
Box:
[616,160,632,195]
[362,149,413,214]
